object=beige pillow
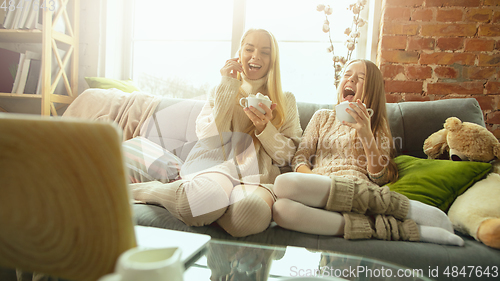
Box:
[122,137,183,183]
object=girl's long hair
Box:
[337,59,399,182]
[236,29,286,141]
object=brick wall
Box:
[377,0,500,138]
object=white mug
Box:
[335,101,374,123]
[98,247,184,281]
[239,97,272,114]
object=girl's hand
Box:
[243,103,277,134]
[296,164,314,174]
[343,99,373,139]
[344,99,386,175]
[220,58,243,79]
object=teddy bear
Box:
[423,117,500,249]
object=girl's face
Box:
[239,32,271,80]
[339,61,366,102]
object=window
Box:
[131,0,233,99]
[130,0,372,104]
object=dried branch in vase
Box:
[317,0,367,88]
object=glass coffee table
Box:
[183,239,435,280]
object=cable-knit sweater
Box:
[180,74,302,189]
[293,109,391,186]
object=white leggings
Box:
[272,173,465,246]
[272,172,345,236]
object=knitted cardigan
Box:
[180,74,302,191]
[292,109,391,186]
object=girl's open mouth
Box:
[343,87,355,101]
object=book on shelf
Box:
[15,51,41,94]
[35,3,42,29]
[11,53,25,94]
[2,0,25,29]
[24,54,41,94]
[2,8,14,29]
[24,3,38,29]
[0,48,21,93]
[16,0,31,29]
[10,1,22,29]
[0,6,6,28]
[10,50,41,95]
[1,0,66,31]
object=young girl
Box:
[272,59,464,245]
[131,29,302,237]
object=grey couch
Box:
[134,97,500,280]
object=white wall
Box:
[78,0,105,94]
[79,0,132,94]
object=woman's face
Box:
[339,61,366,102]
[239,32,271,80]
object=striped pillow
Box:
[122,137,183,183]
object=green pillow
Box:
[85,77,140,93]
[387,155,491,212]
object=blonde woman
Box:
[132,29,302,237]
[272,59,464,246]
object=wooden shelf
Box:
[0,29,73,49]
[0,29,43,43]
[0,0,79,116]
[0,93,42,100]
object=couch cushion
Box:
[387,155,492,212]
[141,98,205,162]
[84,77,140,93]
[123,137,183,183]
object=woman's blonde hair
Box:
[337,59,399,182]
[236,29,286,140]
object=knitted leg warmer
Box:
[325,177,410,220]
[371,215,420,241]
[343,212,420,241]
[342,212,373,240]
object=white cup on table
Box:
[98,247,184,281]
